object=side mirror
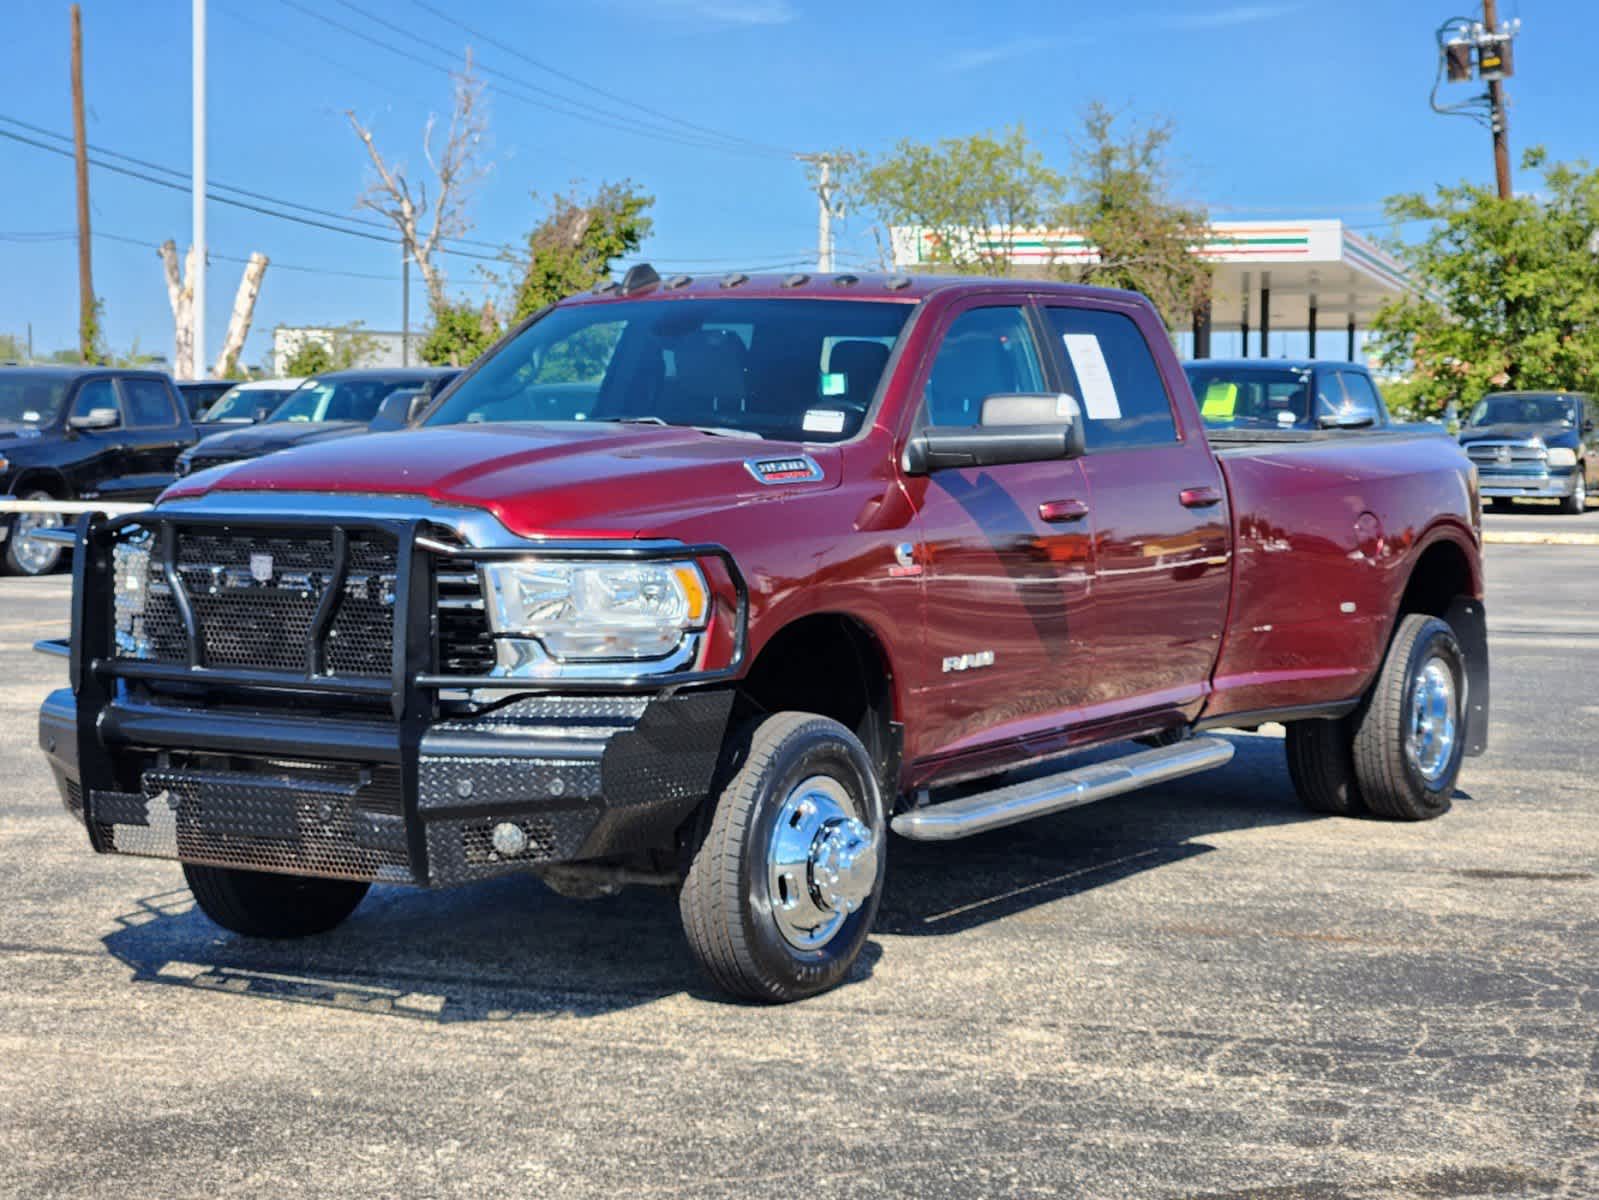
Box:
[1318,402,1377,430]
[68,407,119,431]
[371,390,429,431]
[904,392,1083,475]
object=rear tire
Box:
[183,863,370,937]
[679,713,885,1003]
[1352,614,1466,821]
[1284,716,1365,816]
[3,489,67,576]
[1560,470,1587,515]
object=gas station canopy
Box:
[890,219,1421,359]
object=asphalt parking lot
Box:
[1,534,1596,1199]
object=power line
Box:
[0,112,506,252]
[272,0,785,158]
[399,0,793,157]
[0,124,527,268]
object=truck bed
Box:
[1203,426,1478,723]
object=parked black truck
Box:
[0,367,196,575]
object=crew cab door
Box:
[1038,300,1231,726]
[903,297,1097,769]
[111,377,190,499]
[61,377,129,498]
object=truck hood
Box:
[190,420,366,458]
[166,422,841,538]
[1459,423,1580,447]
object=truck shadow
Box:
[101,731,1341,1019]
[874,730,1316,936]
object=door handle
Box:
[1039,498,1090,523]
[1179,486,1223,509]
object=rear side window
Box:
[1044,307,1176,450]
[120,378,179,427]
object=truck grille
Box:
[119,528,399,677]
[112,523,495,682]
[1465,439,1549,471]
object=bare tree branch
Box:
[345,50,488,315]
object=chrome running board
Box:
[891,735,1235,841]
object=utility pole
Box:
[1481,0,1512,200]
[191,0,207,379]
[1435,5,1519,199]
[796,152,841,273]
[69,5,94,364]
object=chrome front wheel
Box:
[1405,656,1458,784]
[5,492,65,576]
[767,776,878,951]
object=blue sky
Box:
[0,0,1581,368]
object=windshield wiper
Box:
[601,416,762,440]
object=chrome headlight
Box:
[480,559,709,665]
[1547,447,1578,468]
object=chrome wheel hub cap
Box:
[767,776,877,950]
[1406,656,1458,783]
[12,505,63,574]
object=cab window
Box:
[922,306,1045,427]
[69,379,120,426]
[120,378,180,427]
[1044,307,1176,449]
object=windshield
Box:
[1468,394,1578,427]
[205,385,299,422]
[1185,366,1315,428]
[268,378,417,424]
[0,373,71,425]
[423,298,915,442]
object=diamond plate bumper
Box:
[40,687,734,886]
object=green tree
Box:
[0,332,27,363]
[1370,150,1599,417]
[856,126,1065,275]
[420,298,501,367]
[281,322,379,376]
[1064,103,1211,330]
[511,182,654,319]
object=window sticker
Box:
[819,372,847,397]
[803,408,847,434]
[1062,333,1121,420]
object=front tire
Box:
[1560,470,1587,515]
[4,489,67,576]
[1352,614,1467,820]
[680,713,886,1003]
[183,863,370,937]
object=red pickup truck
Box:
[38,269,1487,1002]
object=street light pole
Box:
[192,0,206,378]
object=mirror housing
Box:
[370,389,429,431]
[1318,402,1378,430]
[68,407,119,431]
[904,393,1084,475]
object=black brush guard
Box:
[61,508,747,885]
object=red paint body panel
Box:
[160,273,1483,796]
